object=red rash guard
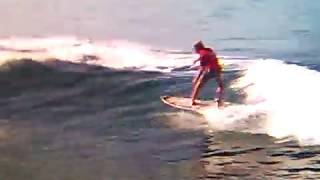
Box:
[199,48,221,71]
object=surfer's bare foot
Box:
[191,101,199,106]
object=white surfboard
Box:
[160,95,232,113]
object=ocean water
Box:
[0,0,320,179]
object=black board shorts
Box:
[199,69,216,84]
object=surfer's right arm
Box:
[193,58,200,65]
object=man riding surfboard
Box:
[191,41,224,107]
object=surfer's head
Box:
[193,41,205,53]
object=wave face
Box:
[1,37,320,179]
[1,37,320,146]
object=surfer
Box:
[191,41,224,107]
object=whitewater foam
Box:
[0,37,193,72]
[202,59,320,145]
[0,37,249,73]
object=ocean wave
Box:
[4,36,319,146]
[202,59,320,145]
[0,37,252,74]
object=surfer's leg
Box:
[191,73,206,105]
[191,70,203,99]
[192,73,201,93]
[215,73,224,107]
[199,71,211,89]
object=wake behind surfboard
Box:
[160,95,232,113]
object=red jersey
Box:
[198,48,221,71]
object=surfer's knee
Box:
[218,78,224,89]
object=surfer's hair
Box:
[193,41,205,51]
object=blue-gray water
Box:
[0,0,320,179]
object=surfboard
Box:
[160,95,230,113]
